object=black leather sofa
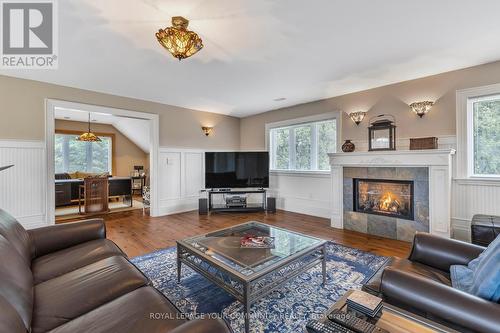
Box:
[363,232,500,333]
[0,209,232,333]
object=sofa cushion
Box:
[0,294,27,333]
[0,209,32,263]
[0,234,33,330]
[363,257,451,295]
[32,239,124,284]
[47,287,186,333]
[33,256,148,333]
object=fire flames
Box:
[378,192,401,213]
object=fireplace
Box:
[353,178,414,220]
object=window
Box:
[54,132,113,174]
[269,119,336,171]
[471,95,500,176]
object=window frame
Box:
[265,112,341,174]
[54,129,116,175]
[457,83,500,181]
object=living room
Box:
[0,1,499,333]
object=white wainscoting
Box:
[269,171,332,219]
[451,179,500,242]
[0,140,47,228]
[158,148,204,215]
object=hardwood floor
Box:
[65,209,412,258]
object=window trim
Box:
[265,111,341,173]
[55,129,116,175]
[456,83,500,181]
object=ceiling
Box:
[55,108,151,152]
[3,0,500,117]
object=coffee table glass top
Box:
[179,221,325,277]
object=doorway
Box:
[45,100,159,224]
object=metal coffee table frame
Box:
[177,222,327,333]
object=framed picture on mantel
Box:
[368,115,396,151]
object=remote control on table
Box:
[327,309,389,333]
[306,319,356,333]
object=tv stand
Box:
[207,189,267,213]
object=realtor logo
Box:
[1,0,58,68]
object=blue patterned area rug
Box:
[131,242,386,333]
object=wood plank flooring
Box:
[64,209,411,259]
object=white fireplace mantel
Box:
[328,149,456,238]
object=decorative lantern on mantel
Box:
[368,114,396,151]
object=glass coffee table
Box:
[177,221,327,333]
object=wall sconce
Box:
[409,101,434,118]
[348,111,367,125]
[201,126,213,136]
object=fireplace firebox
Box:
[353,178,414,220]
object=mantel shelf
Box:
[329,148,455,157]
[328,149,456,168]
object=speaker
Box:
[198,198,208,215]
[266,197,276,213]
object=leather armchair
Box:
[408,232,484,271]
[381,268,500,333]
[364,232,499,333]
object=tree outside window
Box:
[55,133,112,174]
[270,119,336,171]
[473,97,500,176]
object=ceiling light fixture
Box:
[410,101,434,118]
[76,113,101,142]
[156,16,203,61]
[348,111,367,125]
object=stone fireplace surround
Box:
[329,149,456,239]
[343,167,429,241]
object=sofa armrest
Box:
[408,232,485,272]
[29,219,106,258]
[381,268,500,333]
[168,317,233,333]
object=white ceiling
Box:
[55,108,151,152]
[3,0,500,117]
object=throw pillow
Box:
[469,239,500,302]
[468,233,500,271]
[450,234,500,302]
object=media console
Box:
[206,189,267,213]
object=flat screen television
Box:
[205,152,269,189]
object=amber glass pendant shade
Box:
[76,113,101,142]
[156,16,203,60]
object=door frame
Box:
[45,99,160,223]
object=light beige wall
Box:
[240,61,500,150]
[0,75,240,150]
[55,120,149,177]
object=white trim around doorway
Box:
[45,99,160,224]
